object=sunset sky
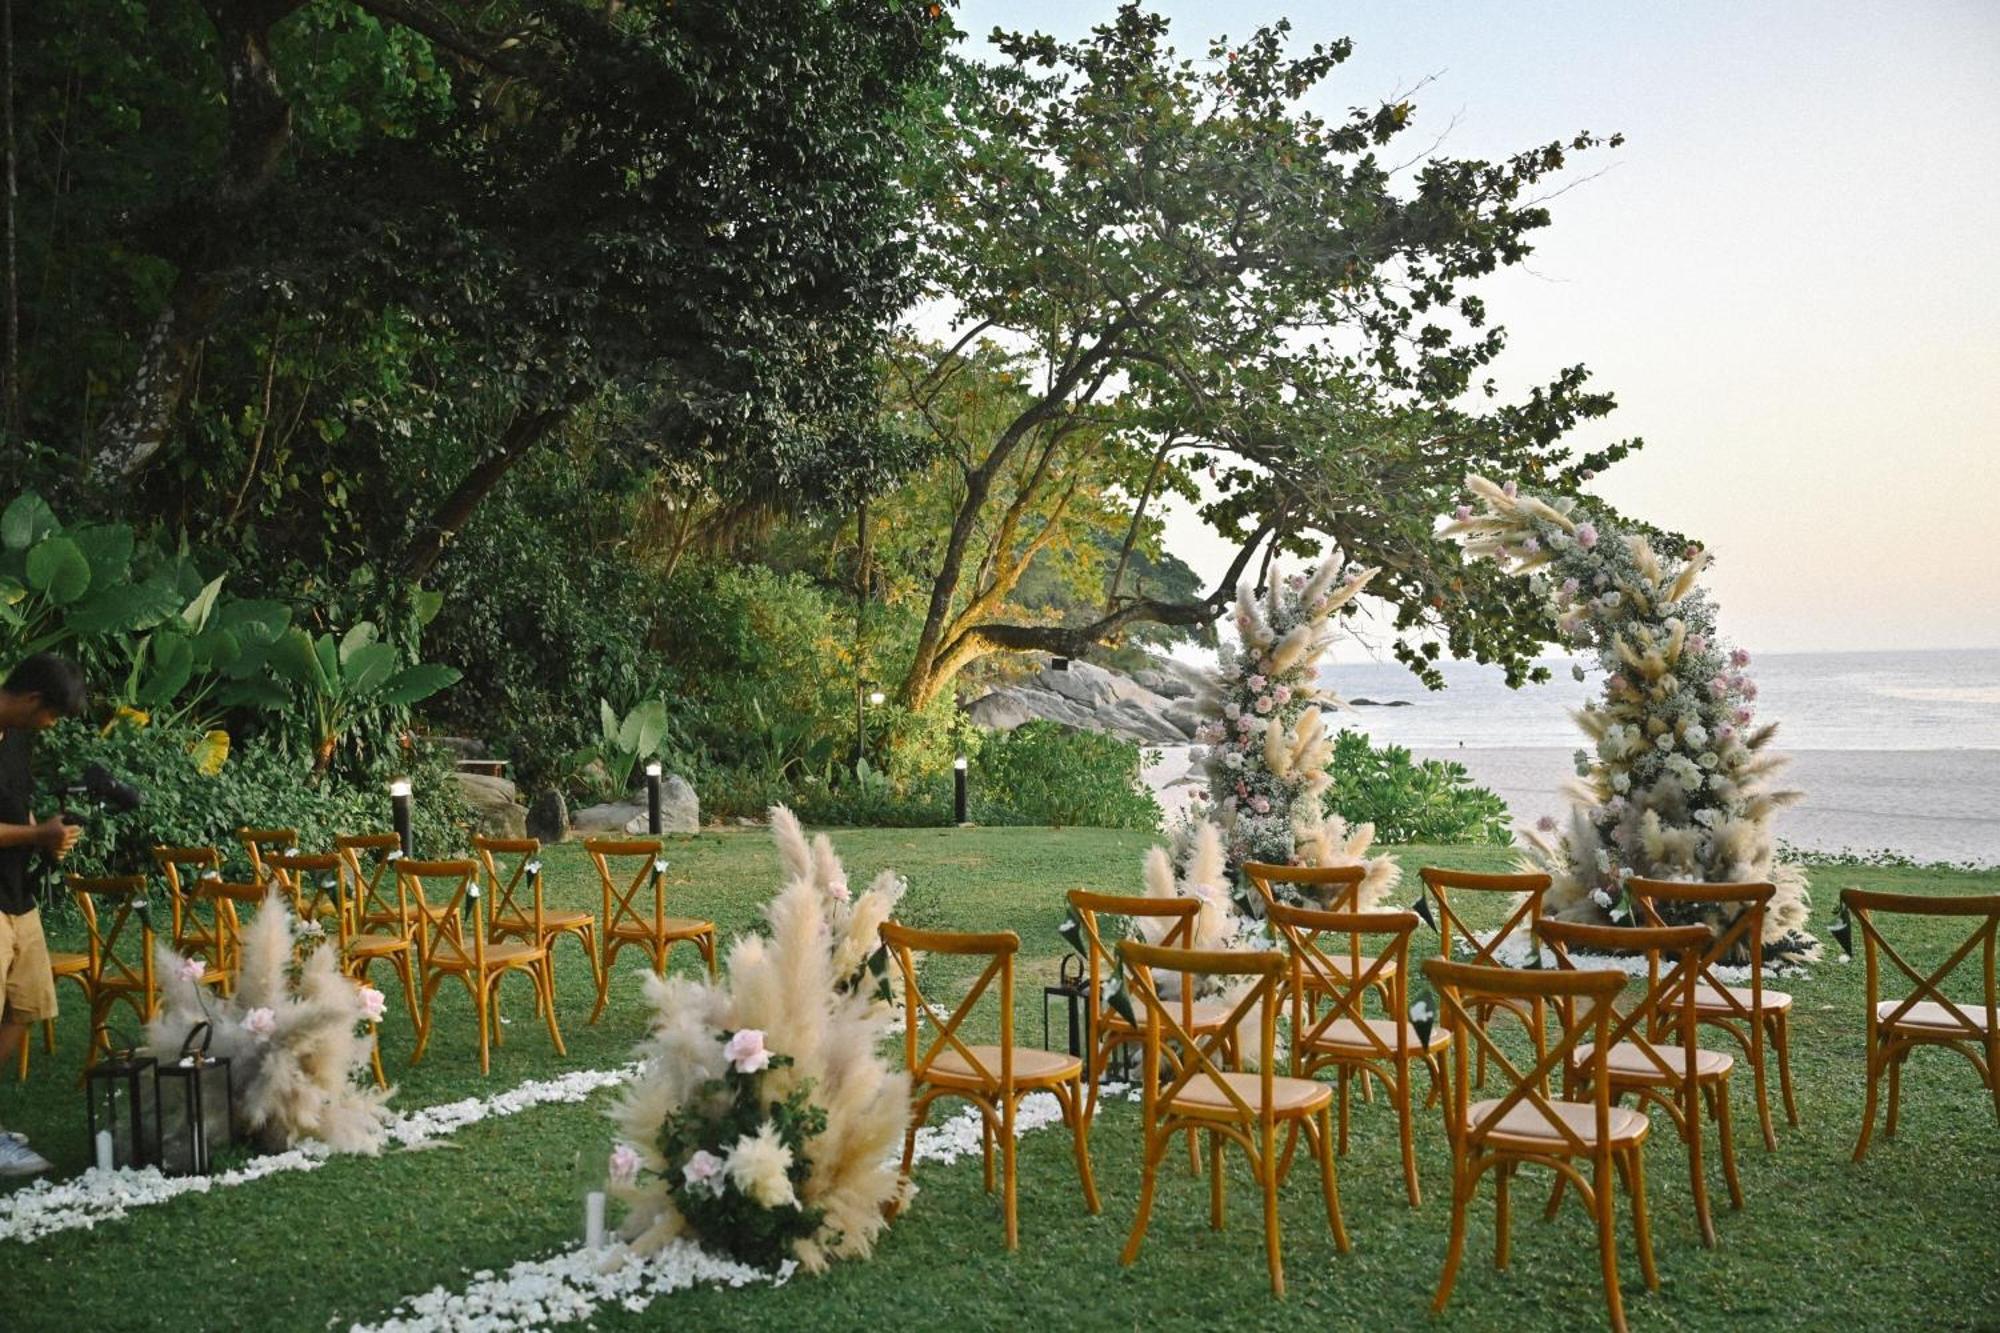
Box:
[954,0,2000,656]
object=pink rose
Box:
[1251,796,1272,815]
[1272,685,1292,705]
[609,1142,642,1187]
[1236,715,1254,733]
[1684,543,1702,560]
[1535,815,1558,833]
[242,1007,277,1041]
[1607,674,1627,693]
[1520,537,1539,554]
[1687,633,1708,655]
[1740,680,1758,701]
[1730,647,1751,668]
[176,956,205,985]
[1247,675,1267,692]
[358,986,387,1023]
[1235,781,1249,798]
[1579,468,1595,480]
[1559,578,1580,601]
[724,1028,770,1074]
[1286,574,1306,590]
[681,1149,726,1196]
[1223,702,1241,720]
[1709,675,1729,698]
[1454,504,1472,522]
[1717,724,1737,743]
[1575,523,1598,549]
[1254,695,1274,714]
[1734,706,1753,725]
[1503,480,1518,497]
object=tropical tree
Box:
[892,6,1639,707]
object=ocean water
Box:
[1316,648,2000,865]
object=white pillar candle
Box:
[585,1190,606,1251]
[95,1129,114,1173]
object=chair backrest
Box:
[472,836,545,941]
[265,851,348,943]
[336,833,409,935]
[879,921,1019,1087]
[1065,889,1198,1031]
[1118,938,1287,1123]
[1241,862,1367,912]
[1541,917,1711,1086]
[584,837,667,939]
[398,859,483,971]
[69,873,153,1000]
[1418,867,1549,968]
[151,845,223,954]
[1424,956,1626,1157]
[1627,878,1773,1031]
[1842,888,2000,1044]
[237,826,299,881]
[1267,902,1419,1061]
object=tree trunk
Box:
[89,0,306,484]
[400,399,575,580]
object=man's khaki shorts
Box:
[0,907,59,1024]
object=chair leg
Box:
[1260,1122,1284,1298]
[1494,1162,1513,1269]
[1310,1110,1349,1251]
[590,940,618,1024]
[1773,1012,1800,1127]
[1002,1093,1019,1251]
[1885,1048,1905,1138]
[411,973,443,1066]
[1063,1080,1101,1215]
[1749,1016,1778,1150]
[1120,1132,1168,1268]
[1853,1040,1883,1161]
[392,950,419,1029]
[1209,1129,1226,1230]
[1715,1078,1745,1209]
[367,1023,387,1090]
[981,1114,995,1194]
[1396,1060,1422,1207]
[1595,1155,1629,1333]
[476,974,493,1075]
[1620,1145,1660,1292]
[1687,1086,1716,1248]
[537,962,566,1056]
[1337,1066,1352,1154]
[699,930,718,976]
[1432,1162,1473,1315]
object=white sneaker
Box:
[0,1135,51,1176]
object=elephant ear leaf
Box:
[137,632,195,707]
[1,493,59,551]
[599,697,621,746]
[376,663,461,708]
[618,699,668,758]
[342,642,400,698]
[25,536,91,604]
[179,574,226,632]
[271,628,329,690]
[338,621,378,664]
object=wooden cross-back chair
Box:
[1419,867,1551,1090]
[69,874,159,1066]
[236,826,298,883]
[1424,957,1658,1333]
[1842,887,2000,1161]
[264,850,391,1089]
[401,858,564,1075]
[1241,863,1393,1008]
[583,837,715,1023]
[474,835,599,1010]
[13,947,88,1081]
[152,846,234,986]
[1117,939,1346,1298]
[337,833,435,955]
[1542,917,1743,1246]
[1627,878,1794,1148]
[1269,902,1447,1207]
[881,921,1099,1249]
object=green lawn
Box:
[4,829,1997,1331]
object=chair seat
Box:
[1467,1097,1650,1150]
[1167,1071,1333,1118]
[431,939,545,971]
[364,904,452,929]
[608,916,714,942]
[1102,996,1236,1034]
[494,908,595,932]
[1875,999,1992,1036]
[1575,1041,1734,1082]
[49,951,89,979]
[1298,1015,1452,1059]
[346,934,413,960]
[1692,981,1792,1014]
[928,1044,1082,1089]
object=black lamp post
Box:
[953,755,968,825]
[645,761,663,836]
[389,778,414,859]
[853,680,885,772]
[86,1048,157,1171]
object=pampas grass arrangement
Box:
[148,888,392,1154]
[1447,475,1818,962]
[607,807,910,1273]
[1189,554,1400,909]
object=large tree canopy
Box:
[890,6,1639,706]
[6,0,946,583]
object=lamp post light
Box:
[953,755,968,825]
[645,761,663,836]
[388,779,414,859]
[853,679,885,772]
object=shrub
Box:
[972,722,1161,832]
[32,719,471,890]
[1322,730,1511,846]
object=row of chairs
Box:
[884,867,1999,1332]
[27,831,718,1079]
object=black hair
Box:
[2,652,87,718]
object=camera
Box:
[60,762,145,817]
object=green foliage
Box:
[574,698,672,799]
[1323,730,1511,846]
[32,718,469,886]
[971,722,1161,832]
[269,620,461,771]
[657,1049,827,1272]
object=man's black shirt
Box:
[0,729,37,915]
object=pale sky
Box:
[953,0,2000,655]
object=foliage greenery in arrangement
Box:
[1449,474,1817,961]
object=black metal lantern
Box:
[1043,953,1089,1057]
[85,1047,157,1171]
[154,1022,235,1176]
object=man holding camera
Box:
[0,654,87,1176]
